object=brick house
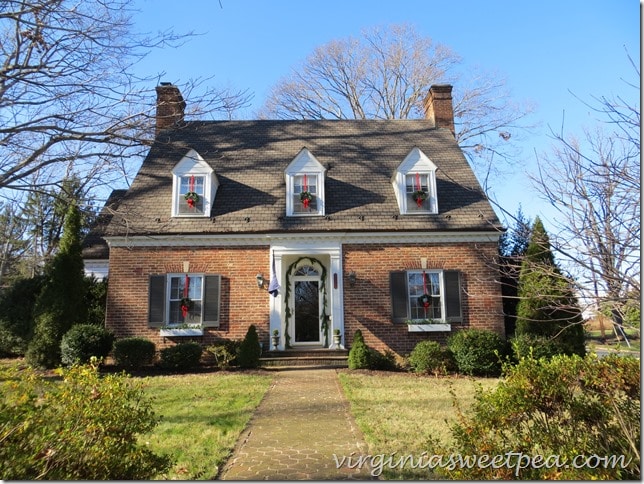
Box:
[89,83,505,355]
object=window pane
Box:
[405,173,430,212]
[178,175,205,214]
[168,275,203,325]
[407,271,442,321]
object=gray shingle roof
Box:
[103,120,501,237]
[82,189,127,258]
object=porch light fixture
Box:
[256,273,265,289]
[347,271,357,286]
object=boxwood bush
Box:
[447,329,506,376]
[237,325,261,369]
[60,324,114,366]
[408,340,447,375]
[348,329,370,370]
[113,337,156,369]
[158,342,202,371]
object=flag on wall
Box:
[268,251,280,297]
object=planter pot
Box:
[407,324,451,332]
[160,328,203,337]
[333,335,342,346]
[271,336,280,350]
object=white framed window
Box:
[168,274,203,325]
[291,173,321,215]
[407,270,443,320]
[148,273,221,328]
[390,269,462,324]
[285,148,326,217]
[392,147,438,214]
[171,149,218,218]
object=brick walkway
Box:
[219,369,373,480]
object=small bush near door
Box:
[113,337,156,369]
[348,329,370,369]
[159,342,202,371]
[237,325,261,369]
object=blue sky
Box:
[131,0,639,228]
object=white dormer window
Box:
[393,147,438,214]
[285,148,326,216]
[171,149,218,217]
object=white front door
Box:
[291,265,323,345]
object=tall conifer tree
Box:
[515,217,586,356]
[26,203,88,368]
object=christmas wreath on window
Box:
[184,191,200,208]
[300,191,313,209]
[418,294,431,309]
[412,190,428,207]
[180,297,193,318]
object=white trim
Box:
[106,230,501,248]
[171,149,218,218]
[392,147,439,215]
[285,149,326,217]
[407,324,451,332]
[83,259,109,280]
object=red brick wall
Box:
[106,246,270,349]
[342,242,504,355]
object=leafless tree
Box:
[259,23,534,172]
[0,0,250,199]
[531,64,640,334]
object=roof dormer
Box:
[171,149,218,217]
[285,148,326,216]
[392,147,438,214]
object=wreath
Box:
[184,191,200,208]
[412,190,428,207]
[418,294,431,309]
[300,191,313,209]
[180,297,193,318]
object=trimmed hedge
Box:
[113,337,156,369]
[408,340,447,374]
[348,330,370,370]
[237,325,261,369]
[60,324,114,366]
[447,329,506,377]
[158,342,202,371]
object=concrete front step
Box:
[260,349,349,369]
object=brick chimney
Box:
[423,84,455,137]
[155,82,186,136]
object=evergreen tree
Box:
[499,207,532,336]
[515,217,586,356]
[26,203,88,368]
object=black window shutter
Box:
[148,275,166,327]
[390,271,409,323]
[202,275,221,327]
[444,271,463,323]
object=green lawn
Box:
[338,371,498,479]
[141,371,273,480]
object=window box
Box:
[407,323,451,332]
[160,327,203,337]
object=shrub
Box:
[348,330,370,370]
[430,354,640,479]
[0,275,45,354]
[159,342,202,371]
[0,359,172,479]
[447,329,506,376]
[60,324,115,366]
[408,340,448,375]
[510,333,567,361]
[0,323,27,357]
[206,340,240,370]
[25,310,64,369]
[113,338,156,369]
[368,348,399,371]
[237,325,261,369]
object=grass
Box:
[141,371,273,480]
[338,371,498,479]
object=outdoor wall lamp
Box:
[347,271,357,286]
[256,273,265,289]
